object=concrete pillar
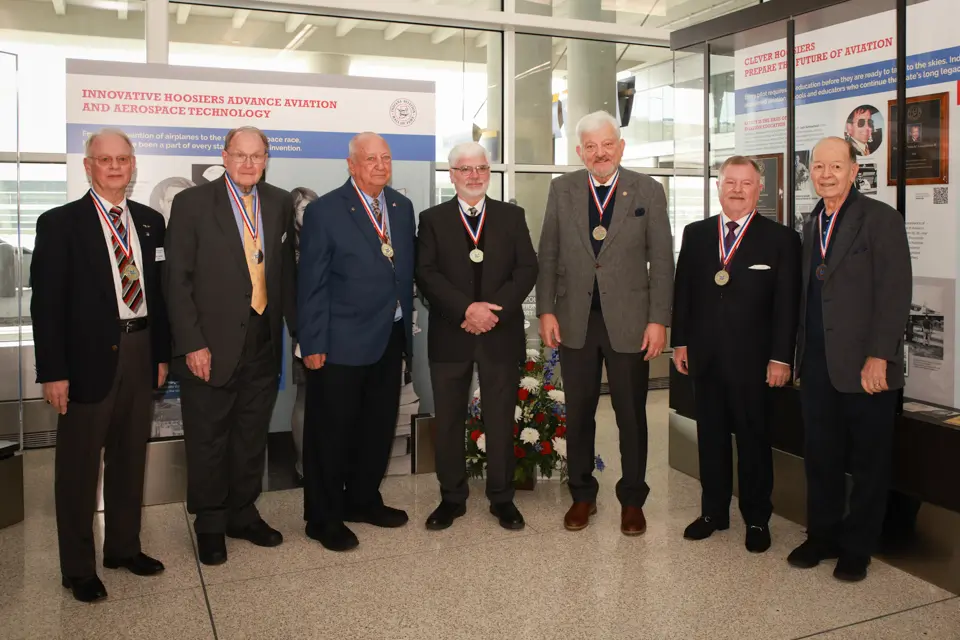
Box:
[145,0,170,64]
[307,53,350,75]
[564,0,617,162]
[485,38,502,161]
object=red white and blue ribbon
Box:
[717,211,756,270]
[89,189,131,259]
[818,208,840,262]
[588,170,620,225]
[224,173,260,241]
[351,179,389,245]
[458,198,487,247]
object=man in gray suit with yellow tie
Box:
[536,111,675,535]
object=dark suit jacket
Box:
[796,190,911,393]
[164,176,297,387]
[30,193,171,403]
[297,179,415,367]
[671,213,801,379]
[416,197,538,363]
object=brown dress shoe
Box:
[564,502,597,531]
[621,506,646,536]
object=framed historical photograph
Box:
[751,153,784,224]
[887,92,949,185]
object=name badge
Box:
[155,247,166,261]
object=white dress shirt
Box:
[458,196,486,216]
[94,191,148,320]
[590,172,618,188]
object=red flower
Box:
[514,445,526,458]
[534,412,546,423]
[525,361,536,371]
[555,425,567,437]
[513,425,519,436]
[544,384,555,391]
[541,440,553,455]
[470,429,482,442]
[518,389,529,401]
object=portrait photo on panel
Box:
[149,176,195,224]
[844,104,884,157]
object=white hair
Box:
[448,142,490,167]
[85,128,135,156]
[348,131,387,158]
[575,110,621,143]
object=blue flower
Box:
[594,455,605,472]
[534,442,543,453]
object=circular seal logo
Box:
[907,105,923,120]
[390,98,417,127]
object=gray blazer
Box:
[796,190,911,393]
[535,168,675,353]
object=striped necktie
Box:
[108,206,143,313]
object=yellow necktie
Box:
[242,194,267,314]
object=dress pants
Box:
[692,362,774,526]
[560,309,650,507]
[303,321,404,526]
[181,311,278,534]
[55,328,153,578]
[430,344,519,505]
[800,348,897,556]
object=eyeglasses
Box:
[451,165,491,176]
[854,118,874,129]
[581,141,618,155]
[87,155,132,167]
[227,152,268,165]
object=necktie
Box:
[372,195,392,254]
[469,207,477,216]
[821,213,833,243]
[724,221,739,251]
[242,194,267,314]
[108,206,143,313]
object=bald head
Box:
[347,131,392,196]
[811,136,859,206]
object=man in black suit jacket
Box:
[31,129,170,602]
[788,137,911,582]
[165,126,297,565]
[672,155,800,553]
[416,142,538,530]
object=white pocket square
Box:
[749,264,771,270]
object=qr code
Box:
[934,187,948,204]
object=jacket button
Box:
[241,323,246,329]
[595,263,601,269]
[111,345,118,352]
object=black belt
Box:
[119,317,149,333]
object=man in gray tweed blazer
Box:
[536,111,675,535]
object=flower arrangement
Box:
[465,345,603,485]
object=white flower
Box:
[526,349,541,362]
[552,437,567,459]
[514,405,522,422]
[473,387,481,400]
[520,427,540,445]
[519,376,541,392]
[547,389,566,405]
[476,434,486,453]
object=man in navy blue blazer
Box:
[297,132,416,551]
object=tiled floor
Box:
[2,390,957,639]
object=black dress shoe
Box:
[425,501,466,531]
[490,501,525,530]
[197,533,227,566]
[61,575,107,603]
[683,516,729,541]
[226,519,284,547]
[787,537,841,569]
[305,522,359,552]
[745,525,771,553]
[834,553,871,582]
[103,552,165,576]
[345,505,409,528]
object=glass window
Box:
[515,0,757,29]
[168,5,502,163]
[0,0,146,154]
[513,32,672,166]
[673,48,705,171]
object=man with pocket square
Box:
[536,110,675,535]
[671,155,801,553]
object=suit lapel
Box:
[342,180,391,268]
[569,173,595,259]
[824,196,865,281]
[259,186,279,284]
[128,206,154,274]
[212,177,249,277]
[597,168,635,257]
[80,194,118,301]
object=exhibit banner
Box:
[65,60,437,439]
[732,0,960,407]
